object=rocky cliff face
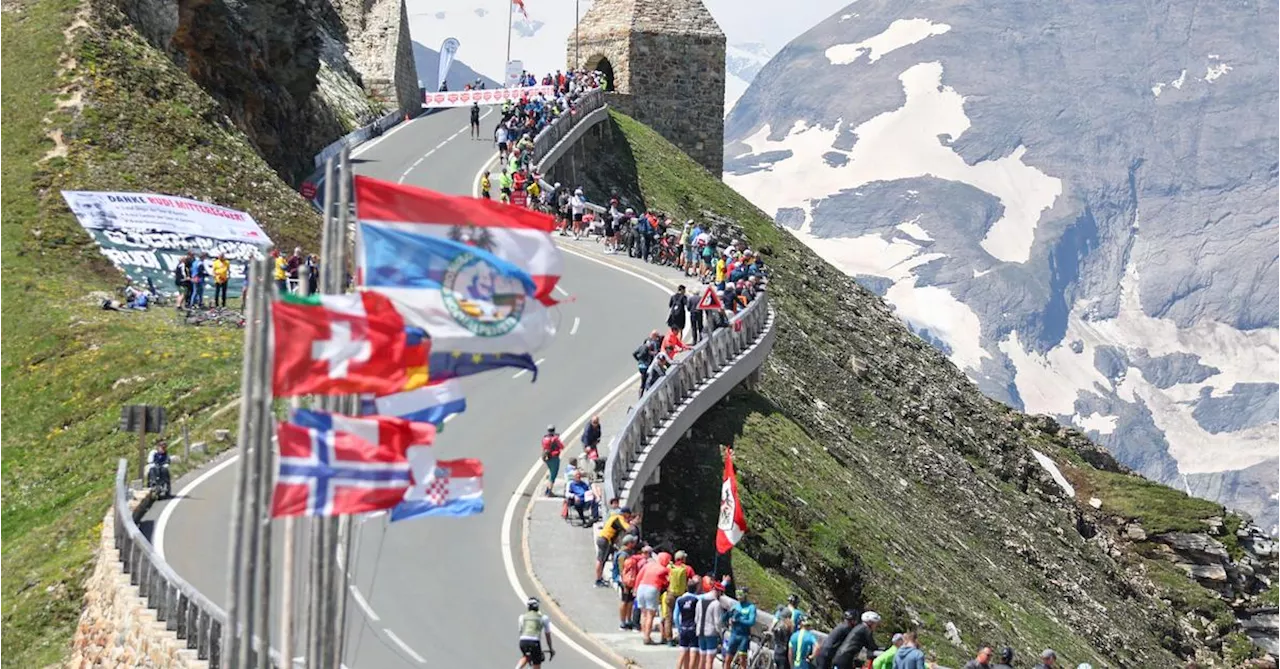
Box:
[721,0,1279,532]
[110,0,419,181]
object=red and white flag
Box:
[512,0,529,20]
[272,292,419,397]
[354,175,562,305]
[716,447,748,554]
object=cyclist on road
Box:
[517,597,555,668]
[469,102,481,139]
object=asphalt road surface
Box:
[145,107,665,667]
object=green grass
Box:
[1069,466,1223,535]
[592,108,1258,667]
[1,3,320,664]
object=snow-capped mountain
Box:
[725,42,773,115]
[724,0,1279,530]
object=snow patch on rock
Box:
[825,18,952,65]
[1031,449,1077,498]
[725,63,1062,264]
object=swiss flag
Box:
[272,292,417,397]
[715,447,748,554]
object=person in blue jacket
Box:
[727,588,757,668]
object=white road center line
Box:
[554,284,569,297]
[570,316,580,336]
[348,584,381,622]
[383,628,426,664]
[154,454,240,560]
[398,108,492,185]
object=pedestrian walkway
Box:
[524,237,706,668]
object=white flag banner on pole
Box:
[437,37,460,90]
[505,59,524,88]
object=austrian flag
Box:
[272,292,425,397]
[715,447,748,554]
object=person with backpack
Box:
[594,506,634,586]
[772,594,805,669]
[632,331,661,397]
[541,425,564,497]
[613,535,639,629]
[620,545,649,630]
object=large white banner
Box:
[437,37,460,89]
[422,85,554,108]
[61,190,272,296]
[505,59,524,88]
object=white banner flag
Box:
[437,37,460,90]
[505,59,524,88]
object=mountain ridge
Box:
[722,0,1279,531]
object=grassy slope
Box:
[1,3,318,664]
[596,111,1253,667]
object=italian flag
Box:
[272,291,417,397]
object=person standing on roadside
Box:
[964,647,994,669]
[212,253,230,307]
[632,330,660,397]
[893,632,926,669]
[541,425,564,497]
[174,250,194,308]
[663,550,696,646]
[832,611,880,669]
[662,327,690,360]
[992,647,1015,669]
[668,285,689,333]
[789,619,820,669]
[594,506,634,586]
[813,610,856,669]
[872,633,903,669]
[674,577,702,669]
[469,101,481,139]
[643,354,671,396]
[1034,649,1059,669]
[694,577,726,669]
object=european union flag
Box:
[429,351,539,382]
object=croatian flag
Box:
[391,446,484,521]
[358,223,555,354]
[355,176,562,305]
[271,409,435,517]
[360,380,466,426]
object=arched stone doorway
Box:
[584,55,615,91]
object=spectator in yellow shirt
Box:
[272,249,288,293]
[212,253,231,307]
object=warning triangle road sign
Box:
[696,285,724,311]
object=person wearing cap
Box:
[569,188,587,237]
[772,594,805,669]
[612,535,639,629]
[893,631,926,669]
[789,618,820,669]
[693,576,726,669]
[662,551,696,646]
[832,610,879,669]
[540,425,564,497]
[1034,649,1058,669]
[871,632,903,669]
[594,507,635,586]
[516,597,554,668]
[992,647,1015,669]
[726,587,758,668]
[963,646,995,669]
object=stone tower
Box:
[569,0,725,175]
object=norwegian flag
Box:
[271,409,435,517]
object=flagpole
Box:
[330,149,355,669]
[575,0,580,70]
[506,0,513,82]
[279,263,309,667]
[306,154,338,669]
